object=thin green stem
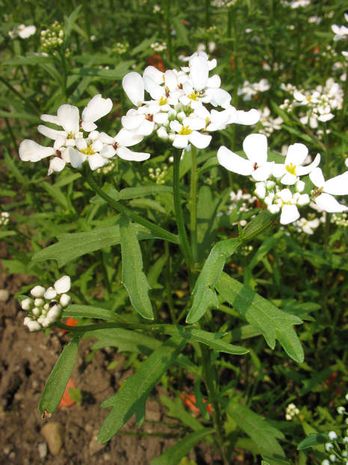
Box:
[189,147,198,265]
[201,346,228,465]
[172,152,193,265]
[84,170,178,244]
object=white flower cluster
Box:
[322,430,348,465]
[285,403,300,421]
[150,41,167,52]
[332,14,348,41]
[238,79,270,101]
[8,24,36,40]
[281,79,344,129]
[148,166,168,184]
[19,95,150,174]
[121,51,260,151]
[258,107,283,136]
[20,276,71,331]
[0,212,10,226]
[225,189,257,225]
[217,133,348,225]
[293,215,323,235]
[40,21,64,53]
[331,212,348,228]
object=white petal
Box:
[217,146,253,176]
[19,140,54,162]
[297,153,321,176]
[116,146,150,161]
[235,109,260,125]
[88,154,107,170]
[99,145,116,158]
[252,163,273,181]
[114,129,143,147]
[315,193,348,213]
[164,70,177,90]
[143,66,163,84]
[324,171,348,195]
[285,143,308,166]
[281,172,298,186]
[57,104,80,133]
[122,72,144,106]
[170,120,182,133]
[81,121,97,132]
[41,114,60,125]
[54,275,71,294]
[280,205,300,225]
[99,132,115,144]
[189,131,212,149]
[309,167,325,188]
[138,119,155,136]
[207,74,221,88]
[143,76,163,100]
[173,135,189,149]
[48,157,66,175]
[243,133,268,163]
[272,164,286,178]
[82,94,112,124]
[69,148,86,168]
[121,113,144,130]
[207,88,231,108]
[189,55,209,91]
[37,125,65,140]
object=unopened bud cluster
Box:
[0,212,10,226]
[40,21,64,53]
[20,276,71,331]
[285,402,300,420]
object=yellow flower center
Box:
[79,143,95,156]
[188,91,199,101]
[285,163,297,176]
[159,96,168,106]
[179,126,192,135]
[66,131,75,139]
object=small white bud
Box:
[328,431,337,441]
[21,297,32,310]
[32,307,41,316]
[329,454,336,462]
[54,275,71,294]
[337,406,346,415]
[325,443,333,451]
[44,287,57,300]
[31,285,46,298]
[34,298,44,307]
[60,294,71,307]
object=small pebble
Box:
[38,442,47,459]
[41,422,63,456]
[0,289,9,302]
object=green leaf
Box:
[98,336,186,443]
[216,273,304,363]
[32,224,152,267]
[228,404,286,464]
[87,328,161,354]
[63,304,119,321]
[186,238,242,324]
[297,434,328,451]
[120,216,154,320]
[160,396,202,431]
[151,429,213,465]
[39,337,79,414]
[169,327,248,355]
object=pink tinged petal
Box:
[324,171,348,195]
[252,163,273,181]
[37,125,65,140]
[19,140,55,162]
[280,205,300,225]
[235,109,260,125]
[243,133,268,163]
[48,157,66,175]
[297,153,321,176]
[189,55,209,91]
[41,114,60,125]
[189,131,212,149]
[82,94,112,124]
[315,193,348,213]
[143,66,163,84]
[173,134,190,149]
[217,146,253,176]
[122,72,144,106]
[114,129,143,147]
[122,114,144,130]
[280,172,298,186]
[69,148,86,168]
[57,104,80,133]
[54,275,71,294]
[309,167,325,188]
[285,143,308,166]
[116,146,150,161]
[100,146,116,158]
[88,154,107,170]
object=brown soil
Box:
[0,270,192,465]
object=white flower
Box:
[122,72,145,106]
[273,143,321,185]
[332,24,348,41]
[217,134,274,181]
[310,168,348,212]
[328,431,338,441]
[170,119,212,149]
[9,24,36,39]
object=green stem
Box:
[189,147,198,266]
[84,170,178,244]
[172,151,193,265]
[201,346,228,465]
